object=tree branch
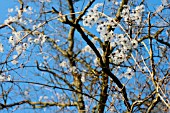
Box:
[0,100,77,110]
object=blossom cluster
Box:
[4,16,18,24]
[81,2,143,79]
[5,6,33,24]
[121,4,145,25]
[83,3,118,41]
[8,28,48,64]
[82,3,103,27]
[96,18,117,41]
[110,34,138,64]
[0,74,11,81]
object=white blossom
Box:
[43,55,49,60]
[28,37,33,43]
[82,45,92,53]
[9,36,14,45]
[4,16,17,24]
[97,22,107,33]
[131,39,138,48]
[16,45,23,54]
[39,96,43,101]
[15,6,19,12]
[0,75,6,81]
[22,43,29,50]
[135,4,145,12]
[155,5,164,14]
[12,55,18,64]
[55,39,60,43]
[0,43,4,53]
[69,66,77,73]
[24,90,29,96]
[111,50,127,64]
[117,34,124,40]
[41,35,47,45]
[32,25,37,30]
[8,8,13,13]
[28,6,33,11]
[110,42,118,48]
[34,38,40,44]
[123,68,134,79]
[19,18,27,25]
[7,75,11,81]
[43,96,48,100]
[13,31,21,42]
[141,66,148,72]
[82,3,103,27]
[81,74,86,82]
[59,61,68,67]
[121,5,130,18]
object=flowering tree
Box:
[0,0,169,112]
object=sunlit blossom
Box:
[4,16,17,24]
[28,37,33,43]
[12,55,18,64]
[9,36,15,46]
[0,43,4,53]
[7,75,11,81]
[123,68,134,79]
[8,8,13,13]
[81,74,86,82]
[131,39,138,48]
[23,43,29,50]
[13,31,21,41]
[24,90,29,96]
[43,55,49,60]
[82,3,103,27]
[16,45,23,54]
[41,35,47,45]
[82,45,92,53]
[59,61,68,67]
[0,75,6,81]
[34,38,40,44]
[39,96,43,101]
[69,66,77,73]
